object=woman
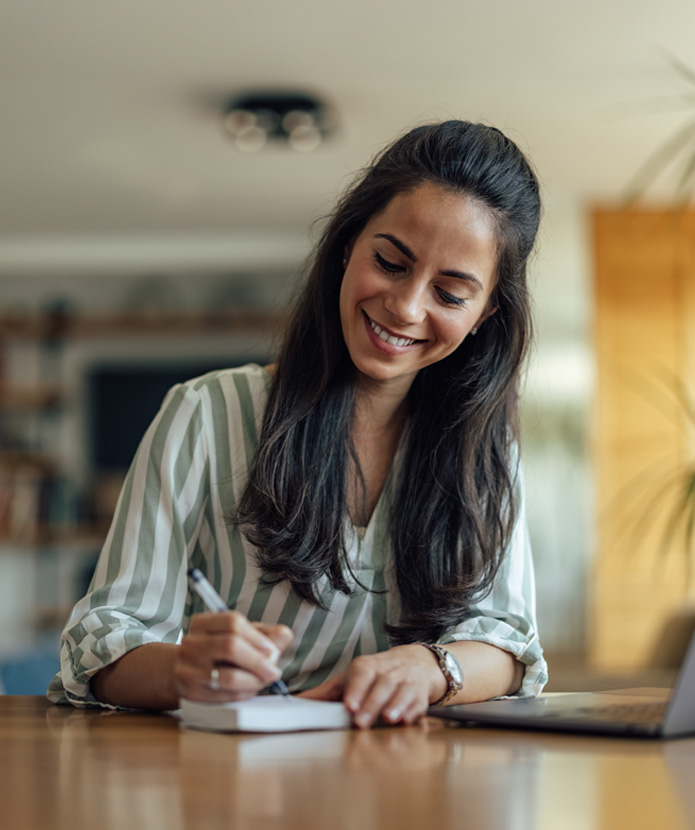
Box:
[49,120,547,727]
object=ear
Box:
[474,303,498,331]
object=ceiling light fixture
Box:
[222,91,336,153]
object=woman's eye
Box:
[373,252,404,274]
[436,287,465,307]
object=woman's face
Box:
[339,182,499,396]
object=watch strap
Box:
[420,642,464,706]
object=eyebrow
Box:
[373,233,484,291]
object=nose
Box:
[383,277,427,326]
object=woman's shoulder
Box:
[177,362,272,399]
[162,363,272,437]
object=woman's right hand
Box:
[174,612,294,702]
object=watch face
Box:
[444,652,463,687]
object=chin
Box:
[354,361,419,386]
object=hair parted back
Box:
[233,120,541,644]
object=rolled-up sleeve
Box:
[47,382,210,708]
[439,467,548,697]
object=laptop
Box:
[429,626,695,738]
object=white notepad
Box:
[179,696,353,733]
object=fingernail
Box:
[354,712,372,729]
[262,664,282,682]
[386,707,402,721]
[261,641,280,661]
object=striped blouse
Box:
[48,363,547,707]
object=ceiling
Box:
[1,0,694,271]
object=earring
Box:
[471,326,478,335]
[343,257,347,268]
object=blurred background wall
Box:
[1,0,694,692]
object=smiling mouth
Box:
[364,312,423,347]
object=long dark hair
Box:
[233,120,541,644]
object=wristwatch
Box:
[420,643,464,706]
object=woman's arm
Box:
[49,382,207,708]
[299,640,522,728]
[300,462,541,728]
[91,643,180,710]
[435,639,524,701]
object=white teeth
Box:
[369,317,416,347]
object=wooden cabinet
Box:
[591,209,695,670]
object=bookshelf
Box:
[0,307,280,656]
[0,307,282,550]
[0,308,285,339]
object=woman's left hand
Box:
[297,644,446,728]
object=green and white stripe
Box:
[48,363,547,708]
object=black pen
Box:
[187,567,291,699]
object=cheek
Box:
[340,267,376,315]
[436,316,472,349]
[339,272,360,339]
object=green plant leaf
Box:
[608,458,685,551]
[604,367,695,590]
[674,148,695,206]
[661,49,695,88]
[685,477,695,586]
[609,363,691,428]
[624,117,695,206]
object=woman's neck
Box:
[347,378,410,528]
[352,374,412,433]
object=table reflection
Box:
[45,705,185,830]
[0,701,679,830]
[175,720,541,830]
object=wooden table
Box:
[3,696,694,830]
